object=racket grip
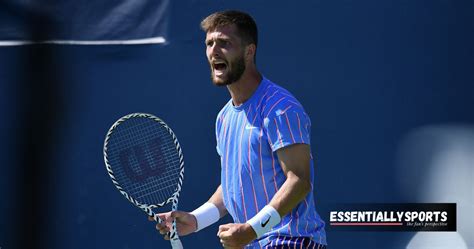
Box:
[170,238,183,249]
[153,214,163,223]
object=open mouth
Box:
[212,60,228,75]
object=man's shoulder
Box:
[258,79,305,118]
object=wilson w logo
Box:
[119,137,167,182]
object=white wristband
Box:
[190,202,220,232]
[246,205,281,239]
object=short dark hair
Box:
[200,10,258,48]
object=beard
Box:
[210,53,246,87]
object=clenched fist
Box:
[217,223,257,249]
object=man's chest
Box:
[217,112,271,161]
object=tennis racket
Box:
[103,113,185,249]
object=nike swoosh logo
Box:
[261,216,271,227]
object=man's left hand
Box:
[217,223,257,249]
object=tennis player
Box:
[152,10,327,249]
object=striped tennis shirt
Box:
[215,77,327,248]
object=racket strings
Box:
[106,117,182,205]
[111,137,180,202]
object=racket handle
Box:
[153,214,163,223]
[170,238,183,249]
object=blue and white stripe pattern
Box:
[264,236,327,249]
[215,77,327,248]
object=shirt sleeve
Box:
[216,146,222,156]
[215,113,223,157]
[264,107,311,152]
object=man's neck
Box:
[227,69,262,107]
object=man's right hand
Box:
[148,211,198,240]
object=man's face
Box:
[205,25,246,86]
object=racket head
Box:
[103,113,184,211]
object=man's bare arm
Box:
[269,143,312,216]
[208,185,228,218]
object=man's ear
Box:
[245,44,256,63]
